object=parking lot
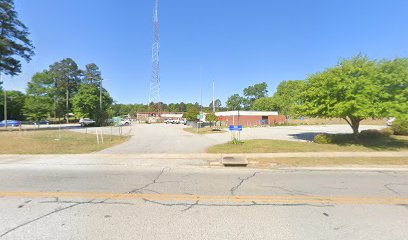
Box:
[89,123,385,154]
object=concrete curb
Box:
[270,166,408,172]
[1,152,408,160]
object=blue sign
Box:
[229,125,243,131]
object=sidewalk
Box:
[0,152,407,170]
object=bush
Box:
[380,128,394,137]
[314,133,357,144]
[314,134,333,144]
[231,138,241,145]
[359,128,394,139]
[391,119,408,136]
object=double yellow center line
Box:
[1,191,408,205]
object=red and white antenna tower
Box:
[149,0,161,114]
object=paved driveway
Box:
[91,124,385,154]
[96,124,230,154]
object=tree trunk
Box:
[343,116,361,135]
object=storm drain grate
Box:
[222,156,248,167]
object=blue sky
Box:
[3,0,408,105]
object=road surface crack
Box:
[142,198,333,209]
[0,200,93,238]
[128,167,169,194]
[384,183,408,196]
[230,172,260,196]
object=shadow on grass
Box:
[290,132,408,151]
[0,125,114,132]
[288,132,324,141]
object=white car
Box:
[79,118,96,127]
[179,118,187,125]
[120,119,131,126]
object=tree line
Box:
[2,59,113,125]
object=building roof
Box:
[215,111,278,117]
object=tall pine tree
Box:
[0,0,34,76]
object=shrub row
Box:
[391,118,408,136]
[313,128,394,144]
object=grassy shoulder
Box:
[250,157,408,167]
[0,130,129,154]
[183,127,226,134]
[207,136,408,153]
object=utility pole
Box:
[1,73,6,129]
[99,79,103,110]
[3,89,6,129]
[212,80,215,113]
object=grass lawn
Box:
[287,117,386,126]
[0,130,129,154]
[183,127,226,134]
[250,157,408,167]
[207,136,408,153]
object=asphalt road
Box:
[90,124,385,154]
[0,158,407,239]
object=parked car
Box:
[34,120,49,125]
[0,120,22,127]
[387,117,396,126]
[179,118,187,125]
[120,119,131,126]
[172,119,180,124]
[79,118,96,127]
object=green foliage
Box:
[243,82,268,109]
[226,94,244,110]
[231,138,241,145]
[273,80,305,117]
[0,89,25,120]
[23,96,52,121]
[0,0,35,76]
[391,118,408,136]
[376,58,408,117]
[252,97,278,111]
[48,58,82,115]
[183,107,200,121]
[83,63,102,85]
[209,99,222,111]
[205,112,218,127]
[298,54,396,134]
[313,134,333,144]
[5,90,25,120]
[72,83,113,125]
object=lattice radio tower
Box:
[149,0,161,114]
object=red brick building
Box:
[215,111,286,127]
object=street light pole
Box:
[1,73,6,129]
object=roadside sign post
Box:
[229,125,243,141]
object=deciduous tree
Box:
[252,97,278,111]
[226,94,244,110]
[243,82,268,109]
[298,55,386,134]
